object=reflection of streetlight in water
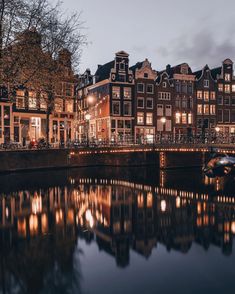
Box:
[85,209,94,228]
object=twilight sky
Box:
[60,0,235,74]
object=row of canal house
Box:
[0,29,78,145]
[77,51,235,142]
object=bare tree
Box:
[0,0,86,145]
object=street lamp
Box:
[85,113,91,146]
[160,117,166,143]
[215,126,220,143]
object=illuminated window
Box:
[218,84,223,92]
[204,104,209,114]
[112,86,120,98]
[137,112,144,125]
[197,104,202,115]
[210,105,216,115]
[146,113,153,125]
[204,80,209,87]
[204,91,209,101]
[197,91,203,99]
[124,87,131,99]
[54,98,63,112]
[188,113,193,124]
[210,91,216,100]
[175,112,181,124]
[232,85,235,92]
[137,97,144,108]
[28,93,37,109]
[66,100,73,112]
[225,73,231,81]
[182,113,187,124]
[225,84,230,93]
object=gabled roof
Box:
[95,60,115,83]
[129,61,144,74]
[210,66,222,80]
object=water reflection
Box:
[0,167,235,293]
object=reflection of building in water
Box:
[1,179,235,272]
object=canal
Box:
[0,166,235,294]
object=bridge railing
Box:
[1,134,235,151]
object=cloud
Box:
[155,26,235,70]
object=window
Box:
[218,84,223,92]
[197,104,202,115]
[124,101,131,116]
[224,110,230,122]
[182,113,187,124]
[137,83,144,93]
[117,120,124,128]
[210,105,216,115]
[137,112,144,125]
[119,74,126,82]
[162,82,167,88]
[146,113,153,125]
[55,98,63,112]
[124,87,131,99]
[188,113,192,124]
[165,105,172,116]
[218,110,223,122]
[158,92,171,100]
[144,73,148,78]
[65,83,72,96]
[112,86,120,99]
[66,100,73,113]
[232,85,235,92]
[210,92,216,100]
[182,98,187,108]
[125,120,131,128]
[225,84,230,93]
[146,98,153,109]
[157,104,163,116]
[225,73,231,81]
[137,97,144,108]
[197,91,203,99]
[175,112,181,124]
[189,98,193,109]
[204,91,209,101]
[147,84,154,93]
[28,93,37,109]
[232,97,235,105]
[188,83,193,94]
[218,96,223,105]
[119,62,125,70]
[175,82,180,93]
[112,101,120,115]
[16,97,25,109]
[231,111,235,123]
[181,83,187,93]
[204,80,209,88]
[176,97,180,108]
[224,97,230,105]
[204,105,209,115]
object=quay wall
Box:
[0,148,208,173]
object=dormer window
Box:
[204,80,209,88]
[162,82,167,88]
[144,73,149,78]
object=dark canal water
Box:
[1,166,235,294]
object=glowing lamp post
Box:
[215,126,220,143]
[85,113,91,146]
